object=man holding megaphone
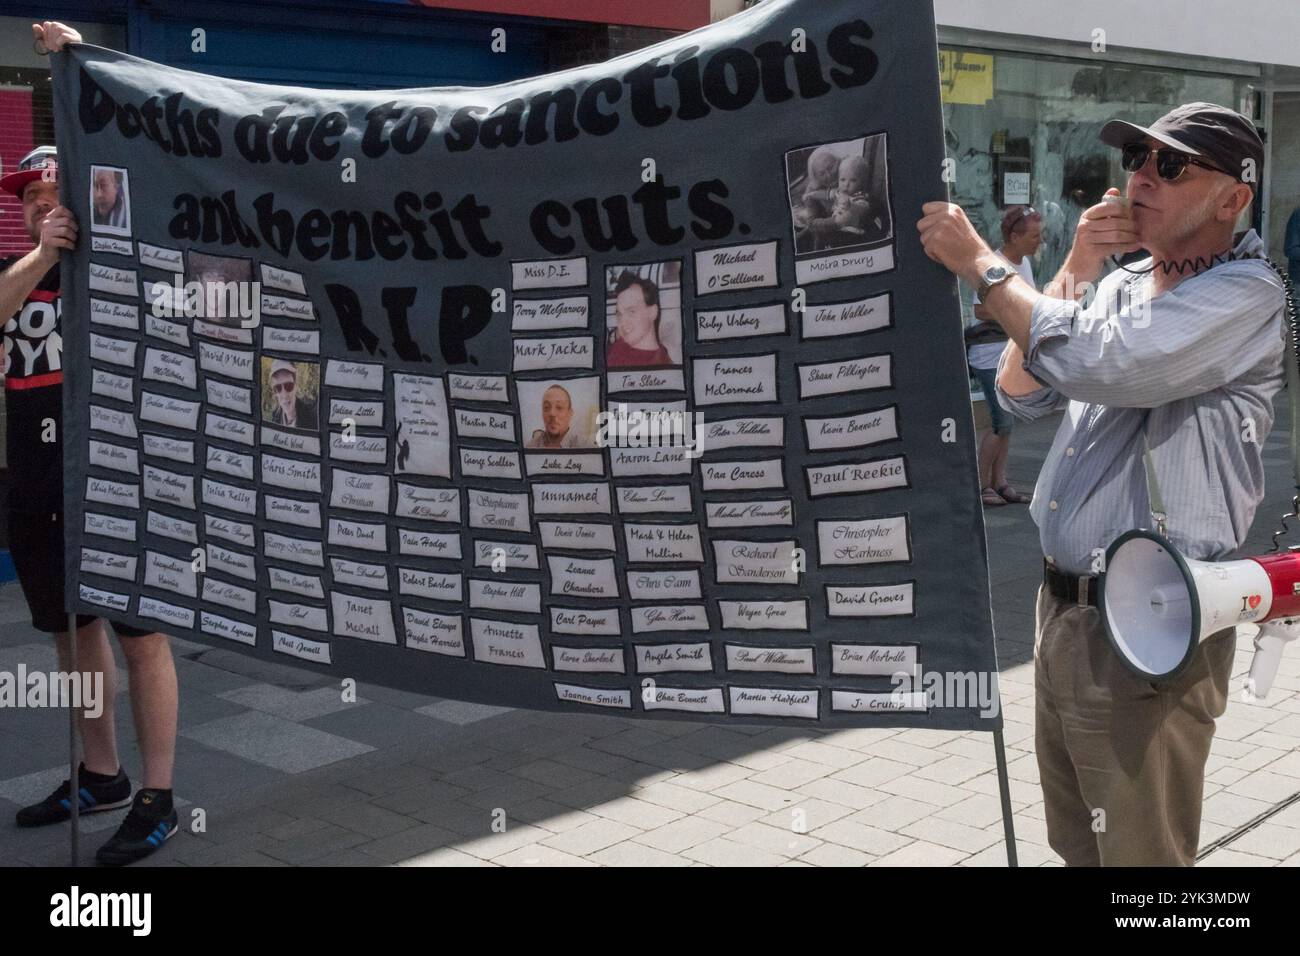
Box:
[918,103,1288,866]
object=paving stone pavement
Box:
[2,407,1299,867]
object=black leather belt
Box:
[1044,559,1098,607]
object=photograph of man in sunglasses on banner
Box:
[918,102,1288,866]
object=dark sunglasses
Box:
[272,381,295,394]
[1121,142,1231,182]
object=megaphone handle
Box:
[1247,624,1297,699]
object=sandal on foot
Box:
[981,487,1007,507]
[996,484,1032,504]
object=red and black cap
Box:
[0,145,58,197]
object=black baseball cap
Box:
[1100,102,1263,190]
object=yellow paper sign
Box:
[939,50,994,105]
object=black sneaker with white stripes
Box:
[95,789,178,866]
[14,765,132,827]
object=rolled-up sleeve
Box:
[1022,264,1285,409]
[994,342,1068,421]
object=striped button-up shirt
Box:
[996,229,1287,575]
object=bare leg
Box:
[53,619,120,777]
[977,429,998,488]
[117,633,177,790]
[990,433,1012,489]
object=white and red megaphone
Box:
[1099,529,1299,699]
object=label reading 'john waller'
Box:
[512,295,589,331]
[692,355,778,405]
[805,406,899,451]
[90,404,138,440]
[143,465,195,509]
[798,354,891,399]
[724,645,815,675]
[801,291,891,339]
[470,618,545,668]
[206,446,254,481]
[729,686,818,719]
[468,488,530,532]
[402,608,465,657]
[91,297,140,331]
[806,456,908,498]
[831,643,919,677]
[817,515,911,565]
[511,256,587,291]
[694,241,779,295]
[141,392,201,431]
[711,539,800,585]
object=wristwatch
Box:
[977,263,1013,300]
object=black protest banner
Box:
[52,0,1000,727]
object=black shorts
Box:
[8,506,151,637]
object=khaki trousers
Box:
[1033,584,1236,866]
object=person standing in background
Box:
[1285,206,1300,281]
[966,205,1042,507]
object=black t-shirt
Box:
[2,255,64,513]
